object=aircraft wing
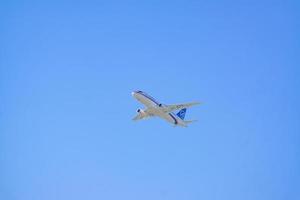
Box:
[132,109,155,121]
[162,102,200,113]
[132,113,147,121]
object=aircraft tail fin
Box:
[176,108,187,120]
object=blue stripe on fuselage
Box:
[139,92,160,106]
[169,113,178,125]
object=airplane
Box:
[131,90,200,127]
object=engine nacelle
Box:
[136,109,146,117]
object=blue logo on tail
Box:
[176,108,187,120]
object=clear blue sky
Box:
[1,0,299,200]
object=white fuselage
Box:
[132,91,187,127]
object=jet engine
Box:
[136,109,146,117]
[137,108,144,113]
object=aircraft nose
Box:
[131,91,136,96]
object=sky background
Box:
[1,0,300,200]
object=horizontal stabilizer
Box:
[185,119,197,124]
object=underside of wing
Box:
[163,102,200,113]
[132,109,155,121]
[132,113,147,121]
